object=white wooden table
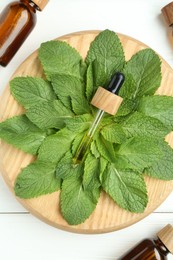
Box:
[0,0,173,259]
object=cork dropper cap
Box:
[161,2,173,26]
[157,224,173,254]
[32,0,49,11]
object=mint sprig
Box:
[0,29,173,225]
[0,115,47,155]
[15,160,61,199]
[102,164,148,213]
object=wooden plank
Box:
[0,31,173,233]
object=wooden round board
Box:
[0,31,173,234]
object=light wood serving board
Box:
[0,31,173,234]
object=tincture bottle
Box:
[119,224,173,260]
[162,2,173,33]
[0,0,49,67]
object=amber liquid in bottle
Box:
[119,238,170,260]
[0,0,37,66]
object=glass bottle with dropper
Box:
[0,0,49,67]
[119,224,173,260]
[73,72,125,164]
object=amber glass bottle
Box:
[0,0,48,66]
[162,2,173,29]
[119,224,173,260]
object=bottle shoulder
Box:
[0,1,37,26]
[119,238,168,260]
[5,1,37,15]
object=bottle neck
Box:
[19,0,40,12]
[154,238,170,256]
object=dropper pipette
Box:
[73,72,125,164]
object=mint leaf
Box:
[101,123,126,144]
[0,115,47,155]
[119,73,136,99]
[38,128,76,163]
[10,77,56,109]
[51,74,90,114]
[138,95,173,130]
[120,49,161,99]
[83,153,101,192]
[95,134,115,162]
[86,29,125,86]
[90,141,100,159]
[121,112,170,138]
[115,98,138,117]
[26,100,73,130]
[14,160,60,199]
[71,96,91,115]
[115,137,163,171]
[65,114,92,133]
[102,164,148,213]
[39,40,86,80]
[83,153,101,206]
[61,170,99,225]
[86,63,94,101]
[99,156,108,182]
[146,140,173,180]
[56,151,77,180]
[71,132,85,156]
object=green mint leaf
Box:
[0,115,47,155]
[10,77,56,109]
[121,112,170,138]
[38,128,76,163]
[100,115,114,126]
[83,153,101,204]
[83,153,101,192]
[120,49,161,99]
[56,151,79,180]
[26,100,73,130]
[90,141,100,159]
[101,123,126,144]
[86,63,94,102]
[145,140,173,180]
[99,156,108,182]
[71,132,85,157]
[96,134,115,162]
[61,170,99,225]
[102,164,148,213]
[119,73,137,99]
[138,95,173,130]
[15,160,60,199]
[51,74,90,114]
[86,29,125,86]
[71,96,91,115]
[39,40,86,80]
[115,137,163,171]
[65,114,92,133]
[115,98,138,117]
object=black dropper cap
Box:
[107,72,125,95]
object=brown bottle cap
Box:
[32,0,49,11]
[161,2,173,26]
[91,87,123,115]
[157,224,173,254]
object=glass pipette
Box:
[73,72,125,164]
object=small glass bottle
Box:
[119,224,173,260]
[161,2,173,35]
[0,0,49,67]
